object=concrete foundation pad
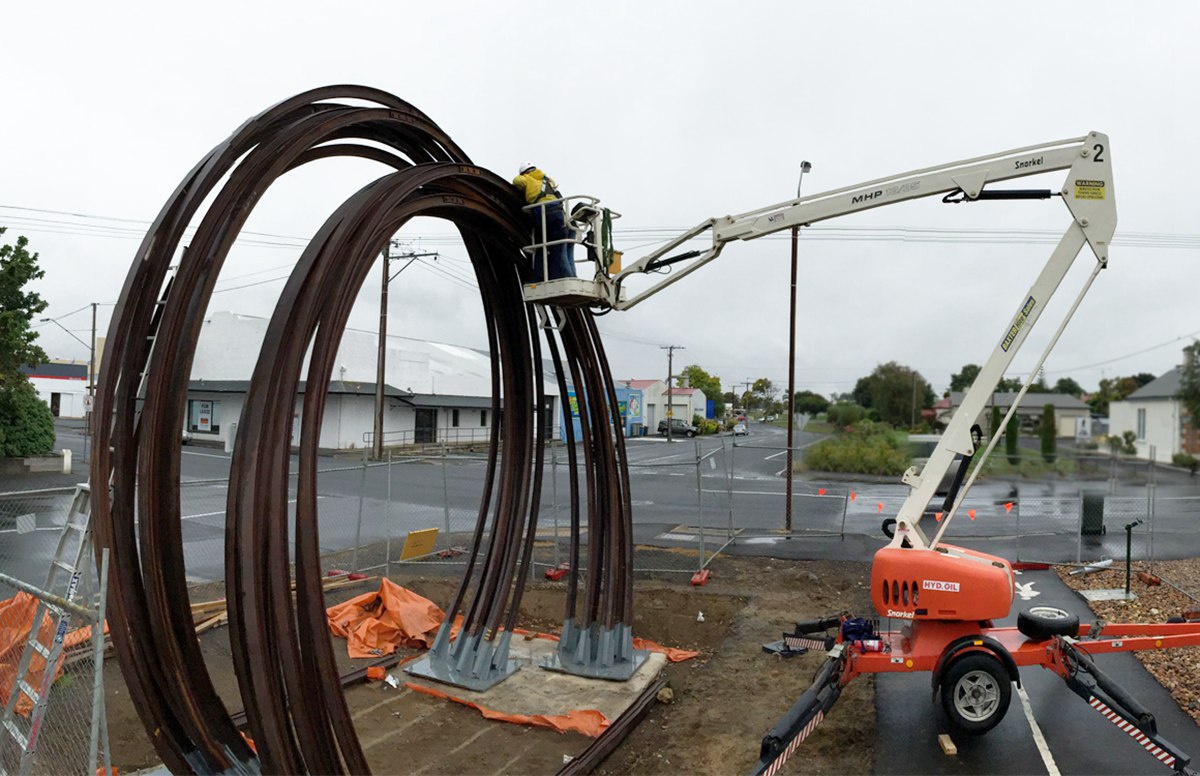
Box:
[403,634,666,722]
[1080,588,1139,601]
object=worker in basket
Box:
[513,162,575,281]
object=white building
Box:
[22,360,89,418]
[184,311,561,450]
[1109,368,1194,460]
[620,379,706,432]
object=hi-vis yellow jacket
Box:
[512,168,560,205]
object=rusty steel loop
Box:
[90,86,635,774]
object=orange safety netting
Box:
[0,592,106,716]
[326,579,445,658]
[405,682,610,737]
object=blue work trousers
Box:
[532,201,575,281]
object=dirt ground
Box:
[94,550,875,775]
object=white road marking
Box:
[182,450,232,459]
[181,497,307,520]
[1014,581,1041,600]
[1017,683,1061,775]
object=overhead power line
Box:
[7,204,1200,251]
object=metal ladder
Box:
[0,484,108,776]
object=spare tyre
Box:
[1017,606,1080,641]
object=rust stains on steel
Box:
[90,86,634,774]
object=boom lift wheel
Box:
[1017,606,1080,641]
[940,653,1012,734]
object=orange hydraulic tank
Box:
[869,543,1014,622]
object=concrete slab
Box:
[403,634,667,721]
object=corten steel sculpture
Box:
[90,86,638,774]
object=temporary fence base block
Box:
[1080,589,1138,602]
[541,621,650,681]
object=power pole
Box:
[786,161,811,535]
[374,242,438,459]
[661,345,685,441]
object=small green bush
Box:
[0,379,55,457]
[804,420,911,476]
[1173,452,1198,473]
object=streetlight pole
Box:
[785,160,812,535]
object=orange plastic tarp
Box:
[0,592,107,716]
[326,579,445,658]
[633,637,700,663]
[406,682,610,737]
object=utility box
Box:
[1081,491,1106,536]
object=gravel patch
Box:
[1057,557,1200,725]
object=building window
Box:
[1136,408,1146,440]
[188,399,220,434]
[481,409,488,427]
[452,409,460,427]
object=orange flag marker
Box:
[877,502,884,513]
[1003,502,1014,513]
[849,492,857,502]
[968,509,977,520]
[935,512,943,522]
[818,488,827,496]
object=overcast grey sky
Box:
[6,2,1198,398]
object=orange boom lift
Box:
[520,134,1200,775]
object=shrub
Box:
[0,378,55,457]
[1005,415,1019,465]
[1040,404,1057,463]
[1173,452,1198,474]
[804,421,911,476]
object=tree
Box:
[1040,404,1057,463]
[0,228,49,380]
[990,405,1002,440]
[1052,377,1084,397]
[1176,341,1200,432]
[1005,414,1020,465]
[1089,374,1151,416]
[949,364,981,393]
[996,376,1025,392]
[851,362,934,428]
[827,403,866,428]
[0,379,55,457]
[793,390,830,416]
[0,228,54,457]
[677,364,725,416]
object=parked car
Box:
[182,429,193,445]
[657,418,698,438]
[733,422,748,436]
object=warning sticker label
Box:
[1075,179,1106,200]
[1002,296,1037,352]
